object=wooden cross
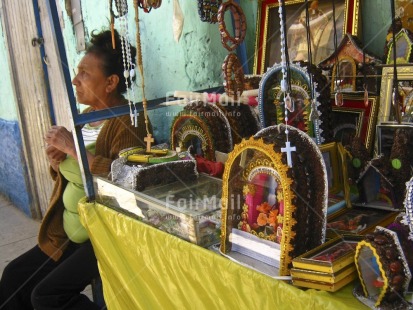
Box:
[281,141,296,167]
[144,134,154,152]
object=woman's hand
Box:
[46,145,66,172]
[44,126,77,159]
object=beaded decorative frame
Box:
[170,114,217,161]
[220,136,296,276]
[258,62,333,145]
[405,176,413,240]
[220,124,328,275]
[355,226,412,307]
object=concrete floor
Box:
[0,195,92,302]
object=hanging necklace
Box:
[391,0,402,123]
[305,0,319,127]
[134,0,154,151]
[332,0,343,107]
[362,49,369,107]
[116,0,138,127]
[278,0,296,168]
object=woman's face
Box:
[72,53,113,109]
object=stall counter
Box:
[78,198,369,310]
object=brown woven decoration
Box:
[137,0,162,12]
[217,0,247,51]
[222,53,244,100]
[355,226,412,308]
[198,0,222,23]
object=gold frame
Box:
[331,55,357,92]
[355,240,388,307]
[220,137,296,276]
[379,65,413,123]
[386,29,413,64]
[319,142,341,195]
[331,94,380,154]
[253,0,361,74]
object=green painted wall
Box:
[0,19,18,121]
[361,0,391,58]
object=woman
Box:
[0,29,148,309]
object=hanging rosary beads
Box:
[278,0,296,167]
[134,0,154,151]
[113,0,138,127]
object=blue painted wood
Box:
[0,120,31,216]
[233,0,249,75]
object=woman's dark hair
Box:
[86,29,137,94]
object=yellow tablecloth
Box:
[79,199,369,310]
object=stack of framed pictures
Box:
[291,235,363,292]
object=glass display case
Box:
[94,174,222,248]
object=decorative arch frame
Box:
[170,114,216,160]
[220,137,296,276]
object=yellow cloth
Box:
[60,143,96,243]
[79,199,370,310]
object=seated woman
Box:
[0,29,148,309]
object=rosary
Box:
[113,0,138,127]
[278,0,296,168]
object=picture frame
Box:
[292,235,364,273]
[385,29,413,64]
[395,0,413,34]
[326,206,398,239]
[319,142,341,195]
[253,0,361,74]
[331,94,379,154]
[379,65,413,124]
[376,122,413,158]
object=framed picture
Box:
[326,207,398,238]
[376,122,413,158]
[292,235,364,273]
[253,0,361,74]
[331,94,379,154]
[385,29,413,64]
[379,66,413,124]
[395,0,413,34]
[319,142,341,195]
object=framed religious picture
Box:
[331,94,379,154]
[395,0,413,34]
[379,66,413,123]
[292,235,363,273]
[253,0,361,74]
[385,29,413,64]
[376,122,413,157]
[319,142,341,195]
[326,206,398,239]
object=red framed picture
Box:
[330,94,379,154]
[253,0,361,74]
